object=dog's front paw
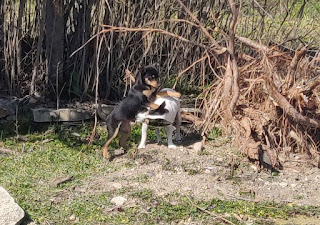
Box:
[138,144,146,149]
[168,144,177,149]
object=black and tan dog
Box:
[98,65,180,160]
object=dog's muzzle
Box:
[145,78,158,88]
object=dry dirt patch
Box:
[76,137,320,207]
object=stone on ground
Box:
[110,196,127,206]
[0,186,25,225]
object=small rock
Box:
[204,169,211,174]
[71,132,81,137]
[279,182,288,187]
[182,187,192,192]
[69,214,76,221]
[193,141,204,151]
[32,108,93,122]
[204,166,215,170]
[114,149,125,155]
[242,215,248,221]
[111,182,122,189]
[0,186,25,225]
[110,196,127,206]
[147,171,156,177]
[250,165,258,172]
[216,157,223,162]
[212,175,220,182]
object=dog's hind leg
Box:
[155,128,162,143]
[138,120,149,149]
[175,109,182,142]
[119,121,131,150]
[166,125,176,149]
[102,121,122,159]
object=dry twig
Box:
[186,195,236,225]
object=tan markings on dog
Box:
[102,122,122,159]
[145,78,158,88]
[148,102,160,109]
[143,89,155,98]
[156,91,181,98]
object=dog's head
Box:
[137,65,159,89]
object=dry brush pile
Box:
[193,2,320,169]
[200,37,320,169]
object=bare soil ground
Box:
[75,134,320,207]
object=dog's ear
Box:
[134,68,145,85]
[140,67,147,78]
[157,101,167,112]
[144,65,159,77]
[149,102,168,115]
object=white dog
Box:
[136,88,182,149]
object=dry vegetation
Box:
[1,0,320,169]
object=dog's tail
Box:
[97,102,108,121]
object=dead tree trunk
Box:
[0,1,6,93]
[3,1,18,95]
[221,0,240,126]
[16,0,26,80]
[45,0,64,96]
[30,0,45,96]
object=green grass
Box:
[0,122,114,224]
[1,122,320,224]
[239,0,320,47]
[35,189,320,224]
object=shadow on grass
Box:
[1,119,203,159]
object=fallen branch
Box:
[50,175,74,187]
[186,195,236,225]
[264,75,320,129]
[236,36,269,52]
[0,147,16,155]
[285,45,307,89]
[70,26,215,58]
[181,111,202,126]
